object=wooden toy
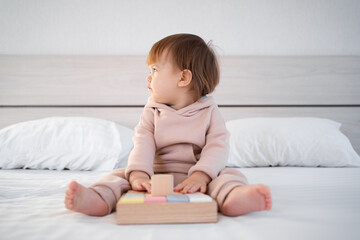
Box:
[116,174,218,225]
[150,174,174,196]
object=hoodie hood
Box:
[145,96,216,117]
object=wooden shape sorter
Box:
[116,174,217,225]
[116,191,217,224]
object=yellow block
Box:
[119,196,144,204]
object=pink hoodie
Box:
[124,96,229,180]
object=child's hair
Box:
[147,33,219,98]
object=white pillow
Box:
[226,117,360,167]
[0,117,134,171]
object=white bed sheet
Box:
[1,167,360,240]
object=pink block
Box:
[145,196,167,203]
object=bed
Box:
[1,55,360,240]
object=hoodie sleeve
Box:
[124,106,156,180]
[188,106,229,179]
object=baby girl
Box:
[64,33,272,217]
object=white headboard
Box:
[0,55,359,154]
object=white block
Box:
[186,192,213,202]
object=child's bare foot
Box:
[221,184,272,216]
[64,181,109,216]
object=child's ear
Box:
[178,69,192,87]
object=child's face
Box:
[147,52,182,106]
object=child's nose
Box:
[147,75,152,82]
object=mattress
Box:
[1,167,360,240]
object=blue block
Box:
[166,194,189,203]
[124,193,145,198]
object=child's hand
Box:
[174,171,211,194]
[129,171,151,192]
[131,178,151,192]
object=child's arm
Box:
[174,171,211,194]
[125,106,156,180]
[175,106,228,194]
[187,106,228,180]
[129,170,151,192]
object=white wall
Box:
[0,0,359,55]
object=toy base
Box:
[116,192,218,225]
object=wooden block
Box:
[124,193,145,198]
[119,196,144,204]
[166,194,189,203]
[126,190,145,195]
[151,174,174,196]
[145,196,167,203]
[116,191,218,225]
[187,192,213,202]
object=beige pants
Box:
[90,168,248,214]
